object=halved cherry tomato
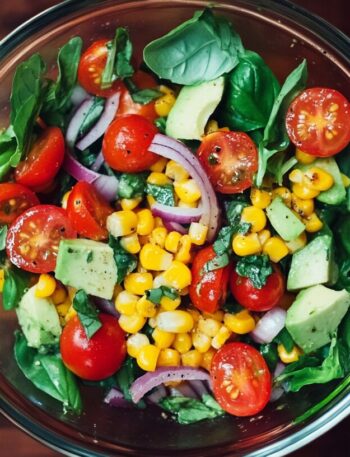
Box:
[6,205,76,273]
[102,114,159,172]
[78,39,123,97]
[230,264,285,312]
[189,245,231,313]
[211,342,271,417]
[15,127,65,189]
[66,182,113,241]
[60,314,126,381]
[197,131,258,194]
[286,87,350,157]
[0,183,39,224]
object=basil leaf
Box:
[267,152,298,185]
[204,253,230,272]
[2,268,30,311]
[260,343,278,372]
[154,117,167,134]
[146,286,178,305]
[108,235,137,284]
[146,183,175,206]
[118,172,147,199]
[0,225,7,250]
[77,97,105,138]
[124,78,162,105]
[72,289,102,339]
[14,332,82,413]
[143,9,244,85]
[114,357,144,402]
[273,327,295,353]
[235,254,273,289]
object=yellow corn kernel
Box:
[154,217,164,228]
[136,263,147,274]
[203,310,224,322]
[303,212,323,233]
[139,243,173,271]
[165,231,182,253]
[120,197,142,211]
[173,333,192,354]
[187,308,201,324]
[56,301,71,320]
[211,326,232,349]
[232,233,261,256]
[51,284,68,305]
[124,272,153,295]
[120,233,141,254]
[149,157,168,173]
[272,187,292,207]
[250,188,271,209]
[188,222,208,246]
[157,310,194,333]
[35,274,56,298]
[147,195,156,207]
[175,235,192,264]
[155,92,176,117]
[160,295,181,311]
[291,194,314,217]
[61,191,71,209]
[0,269,4,293]
[174,179,201,203]
[150,227,168,248]
[136,295,157,318]
[178,200,197,208]
[126,333,150,358]
[147,171,171,186]
[67,287,76,303]
[107,210,138,237]
[165,160,190,182]
[119,313,146,334]
[115,290,138,315]
[157,348,181,367]
[224,310,255,334]
[136,209,155,236]
[258,229,271,246]
[163,261,192,289]
[295,148,315,164]
[152,273,166,289]
[289,169,304,184]
[205,119,219,135]
[152,327,175,349]
[65,304,77,322]
[179,286,190,296]
[241,206,267,233]
[200,348,216,371]
[192,331,212,353]
[277,344,301,364]
[137,344,160,371]
[292,183,320,199]
[341,173,350,188]
[304,167,334,191]
[197,317,221,338]
[181,349,203,368]
[285,232,307,253]
[263,236,289,262]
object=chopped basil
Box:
[235,254,273,289]
[146,286,178,305]
[146,183,175,206]
[124,78,162,105]
[108,235,137,284]
[73,289,102,339]
[118,173,147,199]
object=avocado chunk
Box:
[286,285,350,353]
[55,239,117,299]
[166,77,225,140]
[287,235,334,291]
[266,196,305,241]
[16,286,61,348]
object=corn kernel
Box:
[56,301,71,320]
[61,191,71,209]
[154,216,164,228]
[124,272,153,295]
[157,310,194,333]
[292,183,320,199]
[178,200,197,208]
[127,333,150,358]
[192,331,212,353]
[197,317,221,338]
[295,148,315,164]
[205,119,219,135]
[200,348,216,371]
[150,227,168,248]
[257,229,271,246]
[51,284,68,305]
[304,167,334,191]
[157,348,181,367]
[203,310,224,322]
[120,197,142,211]
[181,349,202,368]
[113,284,123,299]
[250,188,271,209]
[119,313,146,334]
[341,173,350,188]
[147,171,171,186]
[0,269,4,293]
[285,232,307,253]
[232,233,261,256]
[139,243,173,271]
[224,310,255,334]
[289,169,304,184]
[241,206,267,233]
[272,187,292,207]
[107,210,138,237]
[65,304,77,322]
[188,222,208,246]
[149,157,168,173]
[147,195,156,207]
[136,295,157,318]
[174,179,201,203]
[303,212,323,233]
[136,209,155,236]
[187,308,201,323]
[291,194,314,217]
[211,326,231,349]
[165,160,190,182]
[35,274,56,298]
[278,344,301,364]
[173,333,192,354]
[152,327,175,349]
[155,92,176,117]
[165,231,182,253]
[120,233,141,254]
[175,235,192,264]
[160,295,181,311]
[137,344,160,371]
[115,291,138,315]
[263,236,289,262]
[67,287,76,303]
[163,261,192,289]
[179,286,190,296]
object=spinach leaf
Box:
[2,267,30,311]
[78,97,105,138]
[154,117,167,134]
[235,254,273,289]
[225,197,250,224]
[108,235,137,284]
[267,152,298,186]
[114,357,144,402]
[72,290,102,338]
[220,50,280,131]
[255,59,308,186]
[146,183,175,206]
[146,286,178,305]
[143,9,244,85]
[124,78,162,105]
[14,332,82,413]
[273,327,295,353]
[118,172,147,199]
[0,225,7,250]
[260,343,278,372]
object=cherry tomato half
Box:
[102,114,159,172]
[197,131,258,194]
[6,205,76,273]
[211,342,271,417]
[230,264,285,312]
[0,183,39,225]
[286,87,350,157]
[66,182,113,241]
[60,314,126,381]
[189,245,231,313]
[15,127,65,189]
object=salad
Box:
[1,8,350,425]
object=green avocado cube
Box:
[266,196,305,241]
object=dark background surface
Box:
[0,1,349,456]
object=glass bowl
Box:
[0,1,349,456]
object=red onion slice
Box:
[70,85,89,107]
[270,362,286,402]
[250,307,287,344]
[151,202,202,224]
[91,151,104,172]
[163,220,187,234]
[66,98,94,148]
[93,296,119,317]
[147,385,168,405]
[169,383,198,399]
[76,92,120,151]
[104,388,131,408]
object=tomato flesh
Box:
[6,205,76,273]
[0,183,39,225]
[211,342,271,417]
[286,87,350,157]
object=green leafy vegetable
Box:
[2,267,30,311]
[109,235,137,284]
[77,97,105,139]
[114,357,144,403]
[118,172,147,199]
[154,117,167,134]
[260,343,278,371]
[273,327,295,353]
[0,225,7,250]
[203,253,230,273]
[124,78,162,105]
[146,183,175,206]
[235,254,273,289]
[143,9,244,85]
[267,152,298,186]
[72,290,102,339]
[146,286,178,305]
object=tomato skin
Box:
[197,131,258,194]
[230,264,285,312]
[6,205,76,273]
[66,182,113,241]
[102,114,159,172]
[189,246,231,313]
[0,183,39,224]
[286,87,350,157]
[15,127,65,188]
[211,342,271,417]
[60,314,126,381]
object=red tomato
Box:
[15,127,65,189]
[286,87,350,157]
[78,39,123,97]
[197,131,258,194]
[60,314,126,381]
[6,205,76,273]
[230,264,285,312]
[66,182,113,241]
[211,342,271,417]
[0,183,39,224]
[189,246,231,313]
[102,114,159,172]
